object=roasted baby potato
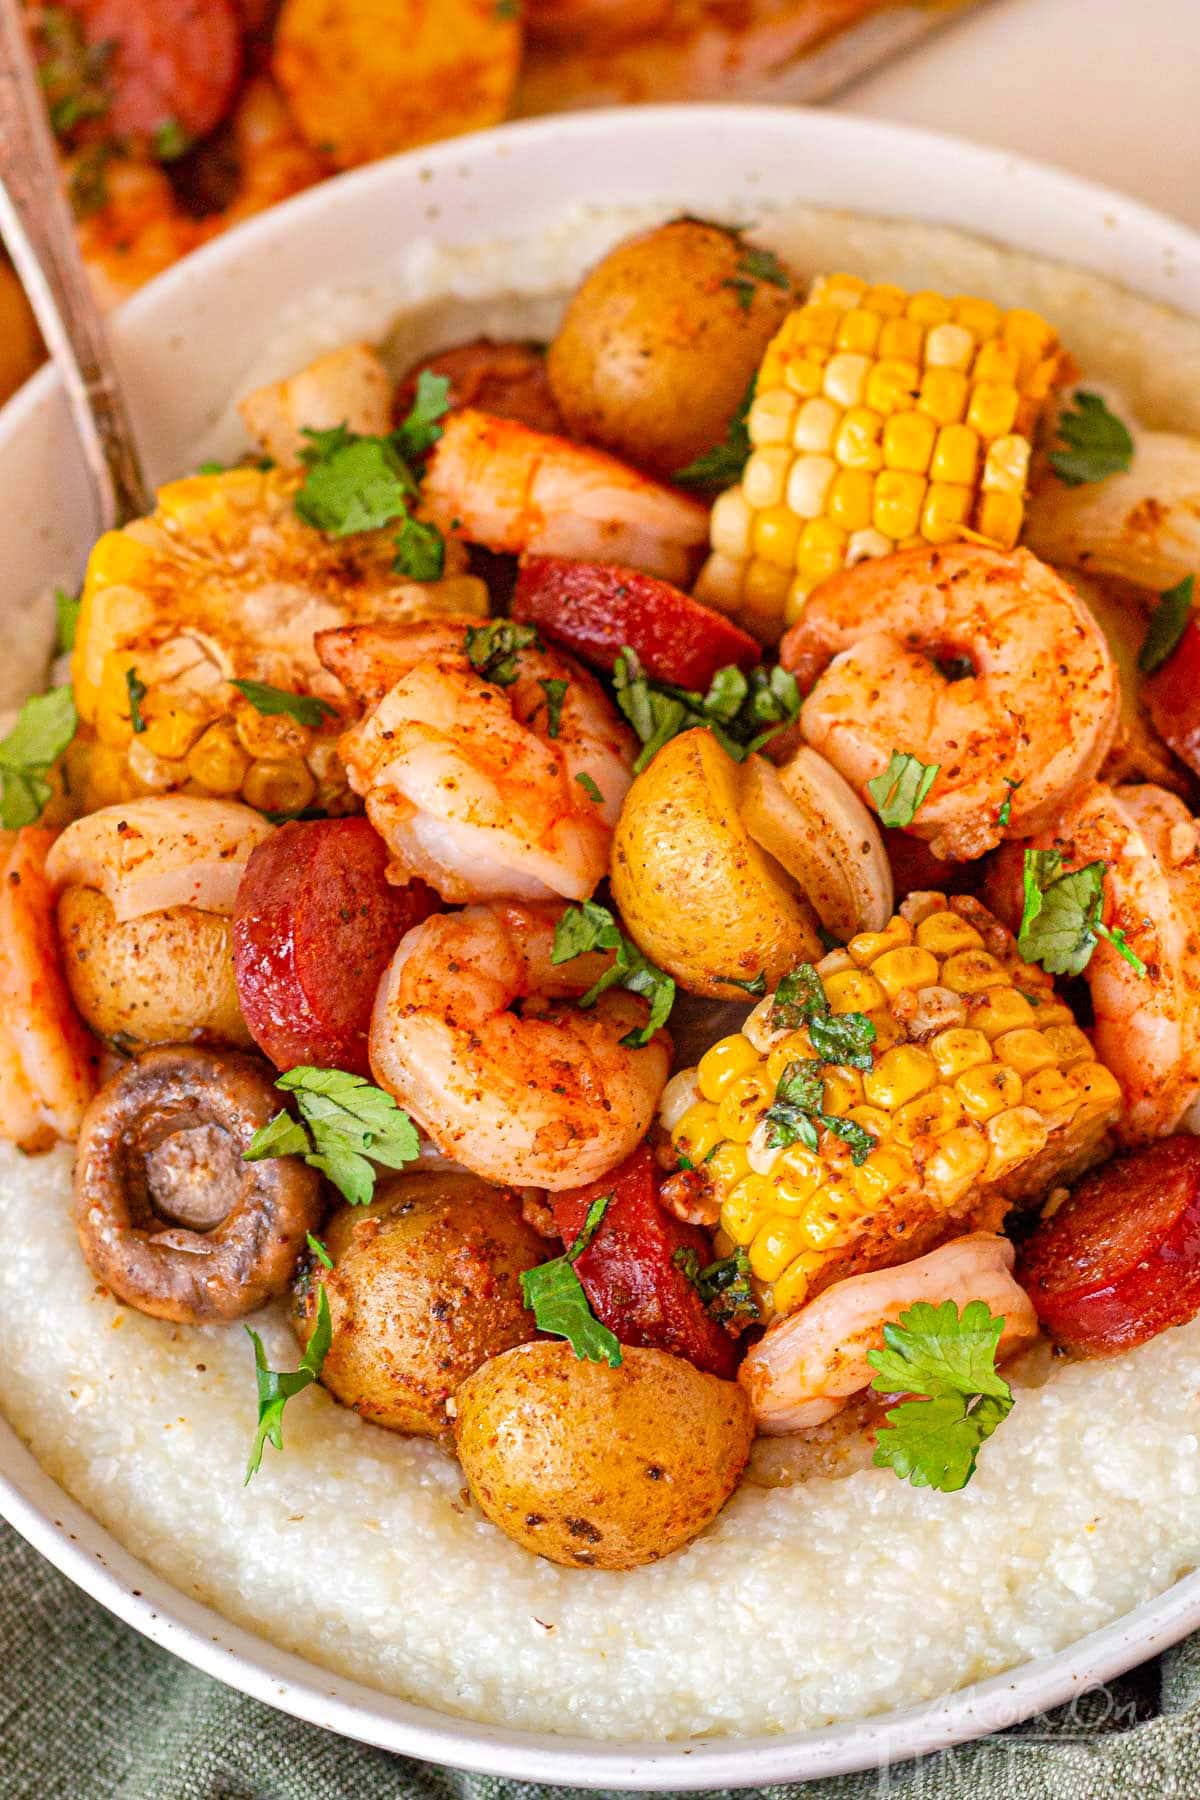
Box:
[454,1341,754,1569]
[57,886,251,1049]
[272,0,523,170]
[0,262,41,406]
[547,220,793,481]
[611,727,821,997]
[294,1171,548,1440]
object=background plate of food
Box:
[1,103,1199,1787]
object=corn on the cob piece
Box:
[666,891,1119,1319]
[70,467,489,815]
[694,274,1066,640]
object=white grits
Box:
[3,205,1200,1741]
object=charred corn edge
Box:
[670,895,1120,1318]
[695,275,1062,634]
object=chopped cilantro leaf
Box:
[152,118,191,161]
[393,514,445,580]
[54,586,80,654]
[770,963,877,1071]
[723,246,791,312]
[306,1232,333,1269]
[538,677,568,738]
[551,899,674,1046]
[68,143,113,219]
[295,433,413,536]
[244,1066,420,1207]
[393,370,452,461]
[717,971,768,997]
[125,667,147,734]
[0,686,77,829]
[997,776,1022,829]
[1139,575,1194,675]
[867,751,939,828]
[675,378,754,489]
[231,679,337,728]
[464,620,540,686]
[1048,391,1134,487]
[867,1298,1014,1492]
[575,772,603,805]
[520,1196,621,1365]
[1017,849,1147,979]
[613,644,799,773]
[672,1244,758,1325]
[762,1060,825,1149]
[244,1284,332,1482]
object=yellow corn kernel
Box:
[95,653,138,749]
[673,1100,725,1165]
[795,1189,857,1252]
[930,427,979,494]
[792,396,841,453]
[771,1257,811,1315]
[823,968,886,1015]
[925,322,975,370]
[695,551,745,611]
[1043,1024,1094,1068]
[879,316,924,361]
[930,1026,993,1079]
[871,945,940,999]
[766,1032,817,1088]
[864,1045,938,1111]
[1003,307,1057,364]
[828,468,875,532]
[786,454,836,519]
[953,295,1002,340]
[748,389,799,446]
[706,1141,751,1191]
[908,291,954,328]
[140,699,208,761]
[773,1144,826,1209]
[983,433,1030,495]
[823,352,871,408]
[882,410,938,474]
[942,949,1009,993]
[835,307,881,354]
[845,527,894,567]
[922,483,973,545]
[743,447,792,510]
[126,736,185,794]
[924,1124,989,1207]
[966,381,1019,440]
[234,703,312,761]
[849,917,913,966]
[717,1070,775,1144]
[71,737,130,809]
[972,340,1020,385]
[835,407,885,471]
[969,988,1037,1038]
[710,487,753,560]
[741,558,791,619]
[976,491,1024,549]
[721,1175,776,1244]
[984,1105,1049,1180]
[893,1083,965,1148]
[822,1067,864,1115]
[186,722,250,795]
[242,758,316,815]
[782,355,829,398]
[872,470,926,540]
[994,1028,1059,1078]
[849,1143,914,1205]
[955,1063,1024,1122]
[915,910,985,957]
[750,1216,814,1282]
[698,1034,764,1102]
[865,358,920,418]
[1066,1060,1123,1121]
[795,518,848,586]
[752,505,802,569]
[864,282,907,318]
[917,368,969,426]
[794,305,841,349]
[1021,1067,1080,1123]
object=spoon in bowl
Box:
[0,0,150,531]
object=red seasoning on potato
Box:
[232,817,438,1076]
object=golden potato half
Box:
[455,1341,754,1569]
[57,887,251,1049]
[611,727,822,996]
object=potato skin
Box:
[57,885,251,1048]
[295,1172,549,1440]
[610,727,821,996]
[455,1341,754,1569]
[547,220,792,481]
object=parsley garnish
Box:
[575,772,603,804]
[675,378,754,489]
[0,687,77,828]
[464,620,540,686]
[306,1232,333,1269]
[770,964,877,1071]
[520,1195,621,1366]
[1017,848,1147,978]
[867,751,939,828]
[538,677,568,738]
[997,776,1022,829]
[1048,391,1134,487]
[762,1059,876,1164]
[152,118,192,162]
[1138,575,1194,675]
[244,1066,420,1207]
[393,371,453,461]
[38,9,112,138]
[231,679,337,728]
[54,586,80,654]
[393,514,446,580]
[867,1299,1014,1492]
[124,668,147,734]
[613,645,799,773]
[723,246,791,312]
[68,143,113,219]
[244,1285,332,1482]
[718,971,768,997]
[672,1243,758,1325]
[551,899,675,1046]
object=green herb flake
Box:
[996,776,1022,829]
[54,587,81,654]
[551,899,674,1046]
[0,687,78,829]
[244,1066,420,1207]
[231,679,337,728]
[393,514,445,581]
[39,9,112,139]
[68,143,113,219]
[1048,391,1134,487]
[393,370,453,462]
[718,971,768,997]
[761,1058,876,1164]
[575,771,603,805]
[1139,575,1194,675]
[464,620,540,687]
[674,377,755,489]
[613,644,799,774]
[1017,848,1147,979]
[125,667,147,735]
[520,1196,621,1365]
[295,432,413,537]
[244,1284,332,1482]
[867,1299,1015,1492]
[538,677,569,739]
[722,247,791,312]
[152,117,192,162]
[770,963,877,1072]
[306,1232,333,1269]
[867,751,939,828]
[672,1244,758,1325]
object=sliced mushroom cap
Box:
[73,1046,322,1323]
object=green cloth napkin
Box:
[2,1516,1196,1798]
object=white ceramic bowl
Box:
[2,105,1200,1788]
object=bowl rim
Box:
[3,100,1200,1788]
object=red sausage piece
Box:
[512,555,761,690]
[550,1145,740,1379]
[63,0,243,141]
[232,818,439,1077]
[1018,1134,1200,1357]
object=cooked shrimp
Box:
[44,796,274,923]
[317,618,636,902]
[420,409,710,587]
[0,830,101,1151]
[369,901,671,1189]
[781,545,1120,862]
[739,1233,1038,1435]
[990,782,1200,1143]
[239,344,395,471]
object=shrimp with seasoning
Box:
[369,901,671,1189]
[738,1233,1038,1435]
[317,618,636,902]
[419,409,710,587]
[780,544,1120,862]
